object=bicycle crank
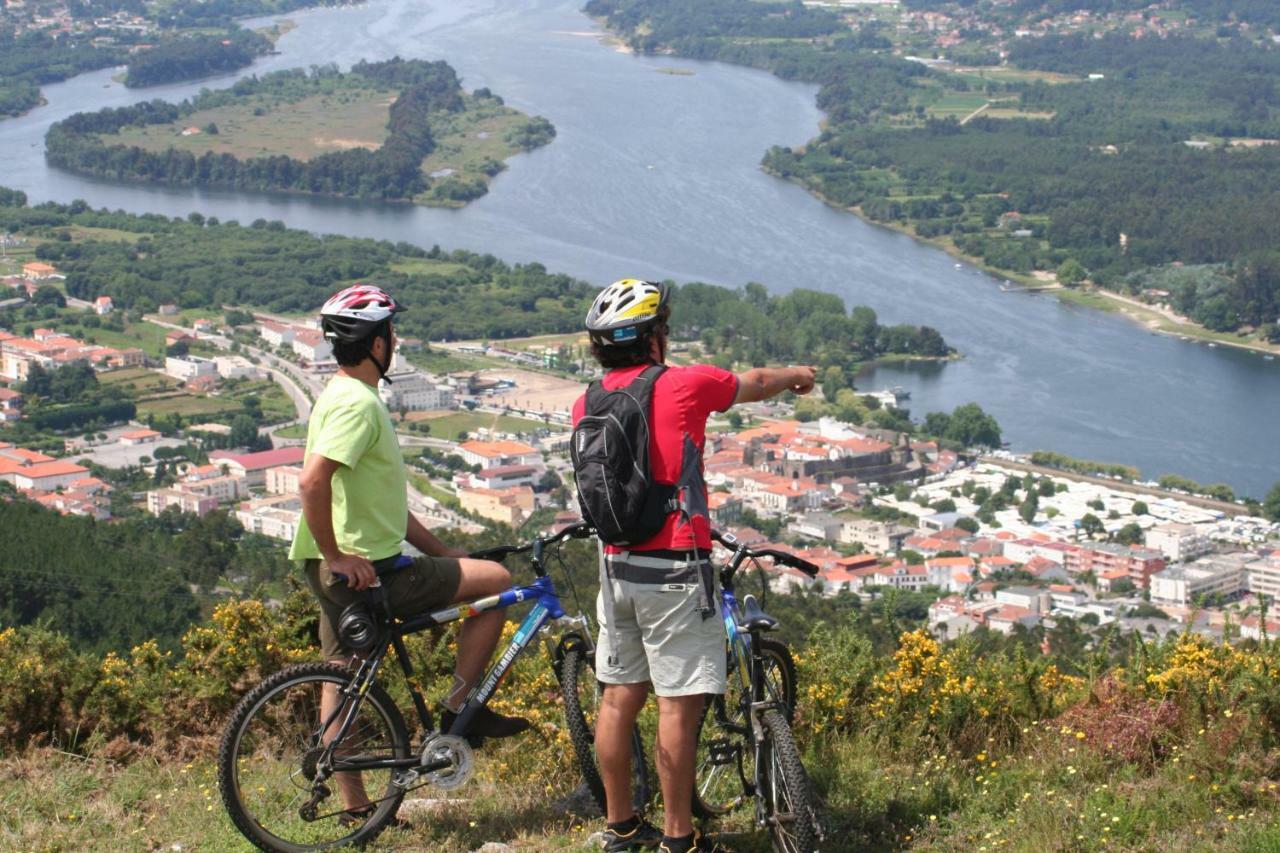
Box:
[397,734,474,791]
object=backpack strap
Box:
[625,364,677,512]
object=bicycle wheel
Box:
[559,644,649,815]
[693,638,796,818]
[759,708,821,853]
[758,637,797,722]
[218,662,410,852]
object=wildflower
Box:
[1075,731,1085,740]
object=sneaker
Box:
[603,816,663,851]
[441,705,531,742]
[658,830,735,853]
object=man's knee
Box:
[454,558,511,600]
[602,682,649,717]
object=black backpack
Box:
[571,364,678,546]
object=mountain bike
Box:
[217,521,638,852]
[558,529,825,852]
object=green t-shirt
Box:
[288,374,408,562]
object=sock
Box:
[660,833,695,853]
[607,815,641,835]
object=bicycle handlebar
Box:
[466,521,594,562]
[711,528,820,578]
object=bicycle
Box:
[217,521,641,852]
[558,528,825,852]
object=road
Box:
[143,314,318,427]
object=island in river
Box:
[44,58,555,207]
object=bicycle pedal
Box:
[707,738,738,766]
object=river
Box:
[0,0,1277,497]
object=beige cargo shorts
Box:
[595,552,726,698]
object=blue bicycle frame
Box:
[323,524,595,776]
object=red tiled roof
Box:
[220,446,305,470]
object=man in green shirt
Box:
[290,284,528,820]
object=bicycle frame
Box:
[318,568,590,779]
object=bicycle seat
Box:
[738,594,779,633]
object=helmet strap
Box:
[366,323,395,384]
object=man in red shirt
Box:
[573,279,815,853]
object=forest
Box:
[0,498,200,655]
[589,0,1280,335]
[44,59,548,203]
[0,192,952,366]
[0,29,129,116]
[123,28,272,88]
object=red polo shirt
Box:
[572,363,738,552]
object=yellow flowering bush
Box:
[0,625,95,747]
[867,630,1085,753]
[793,623,879,735]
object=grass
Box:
[136,378,293,422]
[924,92,988,119]
[386,257,472,277]
[23,313,171,360]
[0,748,598,852]
[407,410,547,439]
[99,367,179,394]
[108,88,397,162]
[404,347,495,374]
[415,95,542,206]
[272,422,308,439]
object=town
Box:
[2,256,1278,651]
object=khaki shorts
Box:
[595,555,726,698]
[303,555,462,660]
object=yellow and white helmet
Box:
[585,279,671,345]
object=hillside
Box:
[5,589,1280,850]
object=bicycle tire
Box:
[692,638,796,818]
[760,708,821,853]
[559,645,649,815]
[218,662,410,852]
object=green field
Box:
[409,410,547,440]
[416,95,539,204]
[99,367,179,394]
[387,258,472,277]
[924,92,989,119]
[109,88,397,162]
[135,378,293,422]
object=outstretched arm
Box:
[733,365,816,405]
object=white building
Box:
[1146,522,1214,562]
[839,519,911,552]
[1150,553,1253,606]
[379,369,454,412]
[292,329,332,364]
[165,355,217,382]
[456,440,542,470]
[1245,555,1280,601]
[995,586,1049,614]
[214,355,265,380]
[259,321,295,347]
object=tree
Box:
[1112,522,1145,546]
[1018,494,1039,524]
[727,410,743,429]
[1079,513,1105,539]
[1132,500,1149,515]
[955,516,979,533]
[1056,258,1087,286]
[228,414,258,448]
[944,403,1002,448]
[1263,482,1280,522]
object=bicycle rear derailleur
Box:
[394,734,475,791]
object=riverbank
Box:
[765,165,1280,359]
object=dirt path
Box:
[959,102,990,125]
